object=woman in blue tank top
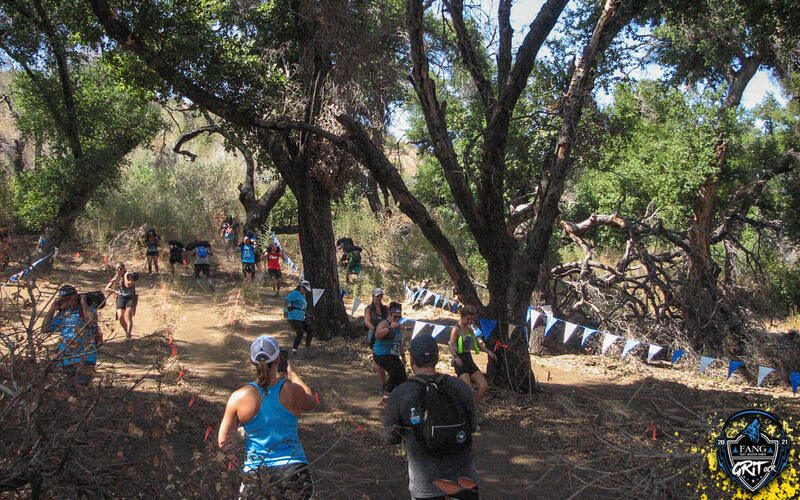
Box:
[218,335,317,499]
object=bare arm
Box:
[218,391,243,452]
[375,319,393,339]
[41,301,59,334]
[364,307,375,330]
[104,277,117,294]
[448,325,460,357]
[283,364,316,414]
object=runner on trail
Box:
[246,231,265,278]
[284,280,314,357]
[218,335,316,499]
[222,225,236,259]
[143,228,160,274]
[384,334,480,500]
[191,242,213,278]
[238,236,257,282]
[448,305,496,408]
[168,240,185,275]
[105,263,138,339]
[346,246,361,284]
[264,243,286,296]
[364,288,389,390]
[373,301,408,406]
[43,285,102,391]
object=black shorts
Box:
[116,294,138,310]
[194,263,210,277]
[268,268,282,279]
[146,250,159,256]
[455,353,480,377]
[242,262,255,274]
[169,254,183,264]
[239,463,313,500]
[254,252,261,263]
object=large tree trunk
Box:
[293,175,352,338]
[34,190,94,270]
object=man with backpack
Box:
[384,334,479,500]
[192,243,212,278]
[238,236,257,282]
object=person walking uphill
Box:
[218,335,316,499]
[384,334,480,500]
[143,228,160,274]
[448,305,496,409]
[285,280,314,357]
[365,288,389,390]
[42,285,102,392]
[105,263,138,339]
[264,243,286,296]
[238,236,257,283]
[373,301,408,406]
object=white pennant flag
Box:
[563,322,580,344]
[442,298,450,310]
[507,324,514,337]
[412,321,426,339]
[350,298,362,316]
[431,324,447,339]
[699,356,716,374]
[529,310,542,331]
[757,366,775,387]
[646,344,664,363]
[311,288,325,306]
[621,338,641,358]
[601,333,619,355]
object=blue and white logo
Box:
[716,410,791,493]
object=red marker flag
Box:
[176,368,185,382]
[188,396,195,408]
[171,344,177,357]
[204,425,213,441]
[74,252,81,259]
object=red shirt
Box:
[267,251,281,270]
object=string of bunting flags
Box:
[264,237,799,395]
[397,284,799,394]
[1,248,57,288]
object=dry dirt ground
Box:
[8,244,800,499]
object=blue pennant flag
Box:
[671,350,685,365]
[700,356,716,374]
[414,289,422,301]
[452,303,458,313]
[478,318,497,339]
[581,328,597,346]
[727,361,743,379]
[621,338,641,358]
[791,372,800,394]
[398,317,410,325]
[433,295,441,309]
[544,315,559,337]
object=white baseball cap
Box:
[299,280,311,291]
[250,335,280,364]
[372,288,384,296]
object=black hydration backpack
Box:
[408,375,472,456]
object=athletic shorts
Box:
[146,250,159,256]
[239,463,313,500]
[254,252,261,263]
[116,294,138,310]
[169,254,183,264]
[455,353,480,377]
[194,263,210,277]
[348,263,361,274]
[242,262,255,274]
[268,268,282,279]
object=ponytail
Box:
[255,359,275,390]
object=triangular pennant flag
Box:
[699,356,716,374]
[757,366,775,387]
[412,321,426,339]
[452,303,458,313]
[442,298,450,310]
[478,319,497,339]
[563,322,579,344]
[433,295,441,309]
[622,338,641,358]
[507,324,514,337]
[791,372,800,394]
[350,298,362,316]
[581,329,597,346]
[671,350,685,364]
[529,310,543,330]
[601,333,619,354]
[544,315,558,337]
[311,288,324,306]
[431,324,447,339]
[421,290,431,304]
[646,344,664,363]
[727,361,744,379]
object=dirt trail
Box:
[38,246,800,499]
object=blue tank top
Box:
[243,381,308,472]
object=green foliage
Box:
[10,62,162,231]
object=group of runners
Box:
[41,222,486,499]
